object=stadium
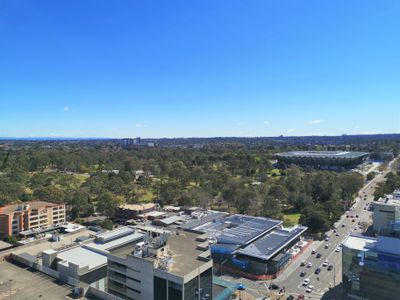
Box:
[180,213,308,280]
[276,151,369,170]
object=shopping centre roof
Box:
[235,226,307,260]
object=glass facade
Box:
[154,267,212,300]
[342,246,400,299]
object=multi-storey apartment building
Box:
[0,201,65,238]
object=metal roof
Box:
[277,151,369,159]
[216,215,281,246]
[179,211,228,231]
[235,226,307,260]
[57,246,107,270]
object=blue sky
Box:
[1,0,399,138]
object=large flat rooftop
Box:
[0,261,76,300]
[165,231,210,277]
[110,231,210,277]
[235,226,307,260]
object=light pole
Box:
[9,279,12,300]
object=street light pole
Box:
[9,279,12,300]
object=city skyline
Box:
[1,1,400,138]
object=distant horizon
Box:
[1,132,399,141]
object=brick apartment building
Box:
[0,201,66,238]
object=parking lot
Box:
[0,261,73,300]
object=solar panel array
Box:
[217,215,281,246]
[236,226,307,260]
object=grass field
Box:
[73,173,90,184]
[283,213,301,225]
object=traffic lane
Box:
[282,170,388,296]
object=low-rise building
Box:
[0,201,65,238]
[182,214,307,279]
[42,226,144,290]
[342,234,400,300]
[373,190,400,236]
[116,203,158,220]
[107,229,213,300]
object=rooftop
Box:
[343,234,377,251]
[235,225,307,260]
[0,201,63,215]
[166,231,210,277]
[110,231,210,277]
[118,203,156,211]
[277,151,369,159]
[56,246,107,270]
[375,190,400,207]
[216,215,282,246]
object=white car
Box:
[311,249,316,254]
[307,262,313,268]
[323,260,329,267]
[302,278,310,286]
[335,247,341,252]
[306,285,314,293]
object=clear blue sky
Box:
[1,1,399,138]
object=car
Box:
[346,215,350,218]
[316,253,322,259]
[269,283,280,290]
[352,219,356,222]
[314,268,321,274]
[356,215,359,218]
[342,223,346,227]
[286,296,294,300]
[306,285,314,293]
[300,260,306,266]
[335,247,341,252]
[323,260,329,267]
[300,271,306,277]
[302,278,310,286]
[307,262,313,268]
[327,265,334,271]
[311,249,316,254]
[336,232,340,236]
[333,229,337,233]
[324,243,329,249]
[325,237,329,241]
[354,226,359,230]
[351,215,354,218]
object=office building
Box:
[107,228,213,300]
[0,201,65,238]
[373,190,400,236]
[342,234,400,300]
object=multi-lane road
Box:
[276,164,392,299]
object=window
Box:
[154,276,167,300]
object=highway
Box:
[276,163,393,299]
